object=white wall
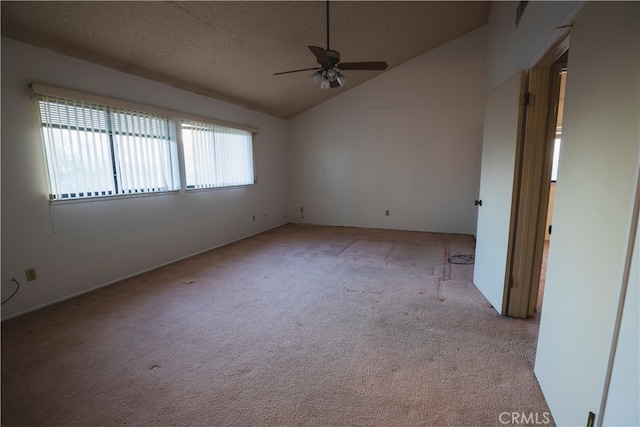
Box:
[485,1,584,93]
[1,38,290,320]
[533,2,639,425]
[483,1,639,424]
[288,26,487,235]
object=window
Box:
[33,83,259,201]
[551,129,561,182]
[182,120,254,189]
[37,96,180,200]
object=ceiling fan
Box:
[273,1,388,89]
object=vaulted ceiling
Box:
[1,1,490,119]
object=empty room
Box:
[1,1,638,426]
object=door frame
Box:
[504,32,570,318]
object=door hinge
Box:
[509,276,514,288]
[586,411,596,427]
[523,92,532,106]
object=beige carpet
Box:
[1,224,553,426]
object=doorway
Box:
[472,34,570,320]
[503,45,569,318]
[537,66,567,315]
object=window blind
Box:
[182,120,255,189]
[30,83,260,134]
[37,95,180,200]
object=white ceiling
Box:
[1,1,490,119]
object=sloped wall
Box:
[289,26,487,235]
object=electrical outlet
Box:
[25,268,37,282]
[385,210,390,216]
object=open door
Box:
[473,71,528,314]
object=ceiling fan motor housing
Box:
[324,49,341,67]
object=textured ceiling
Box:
[1,1,490,119]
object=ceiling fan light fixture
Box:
[320,78,331,89]
[310,71,323,85]
[336,72,346,86]
[326,68,338,82]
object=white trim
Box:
[30,82,260,134]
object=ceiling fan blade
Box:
[308,45,330,65]
[274,67,320,76]
[338,61,388,71]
